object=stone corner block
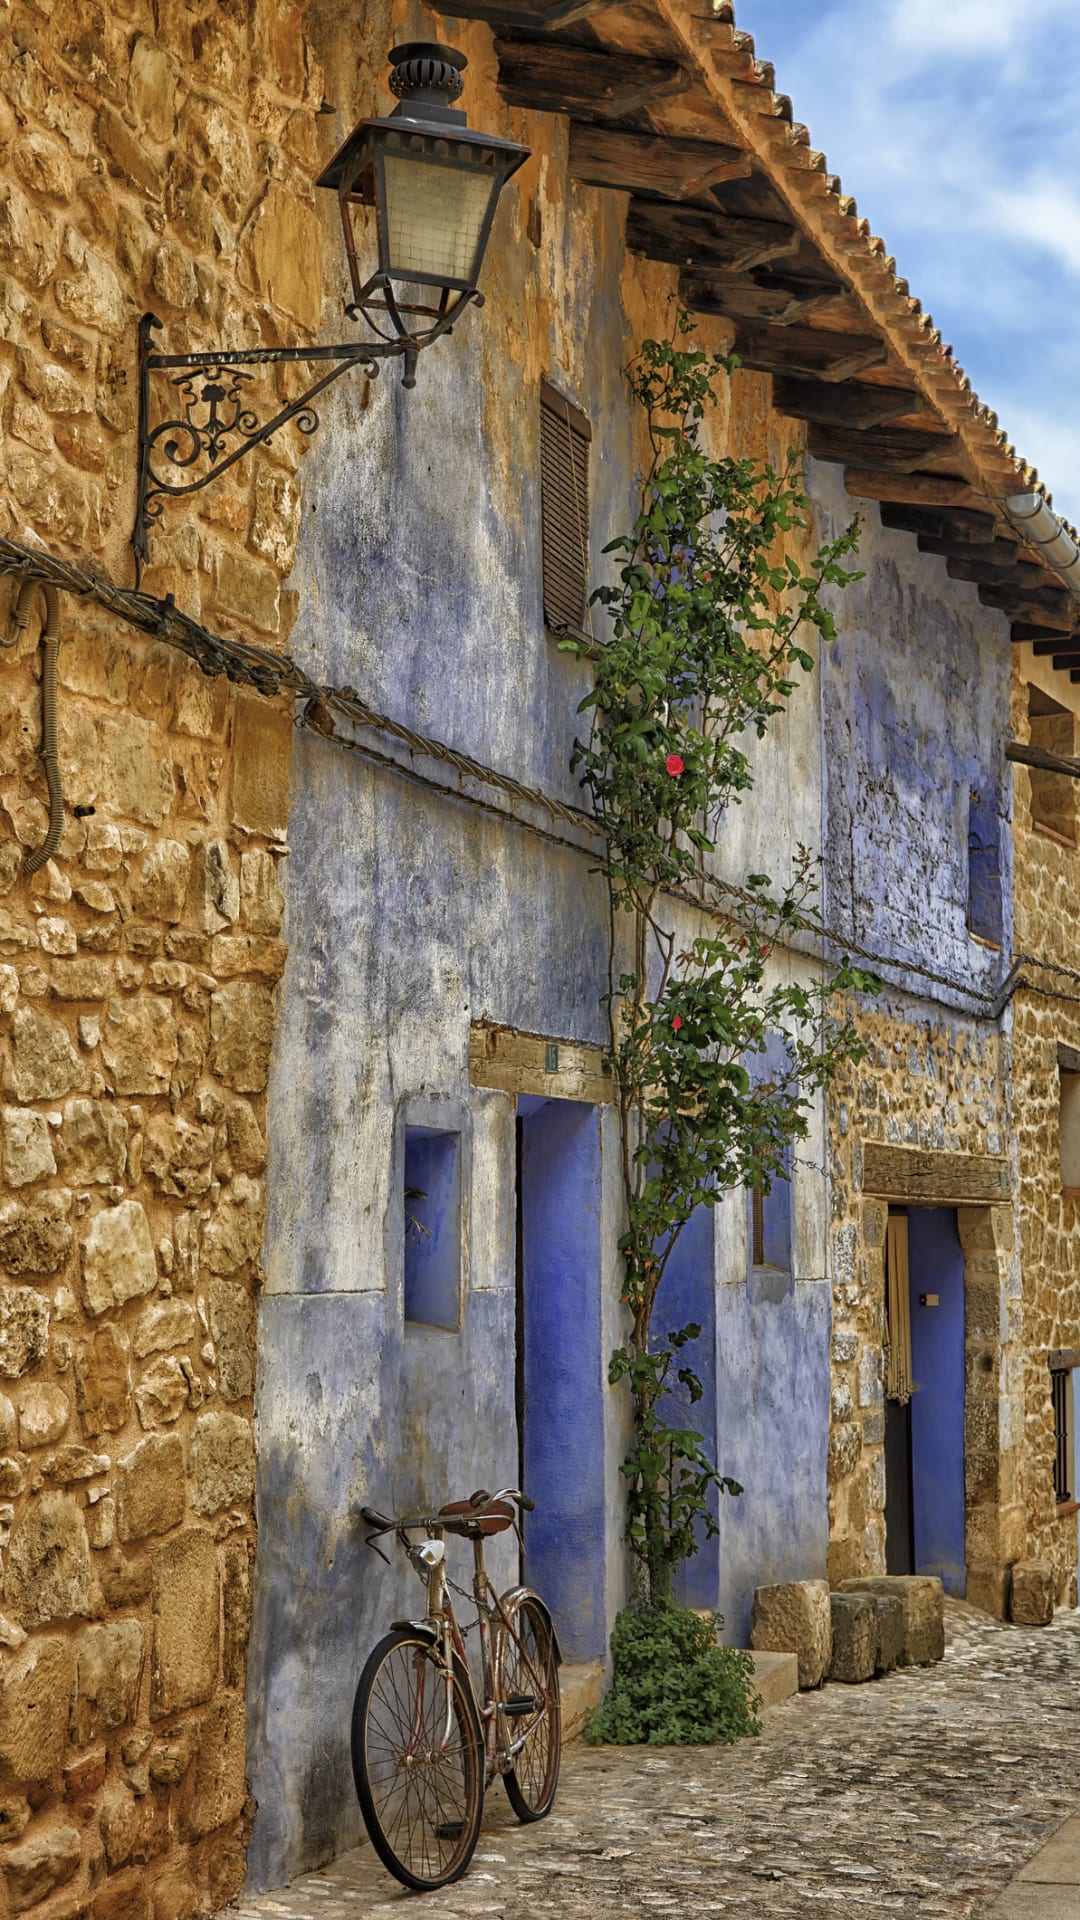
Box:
[838,1575,945,1665]
[750,1579,831,1690]
[871,1591,905,1673]
[828,1592,876,1684]
[1009,1559,1054,1627]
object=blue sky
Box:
[734,0,1080,527]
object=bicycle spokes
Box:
[355,1636,482,1889]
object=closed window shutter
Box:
[540,379,591,635]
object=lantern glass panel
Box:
[382,150,498,285]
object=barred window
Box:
[539,379,591,637]
[1050,1352,1076,1505]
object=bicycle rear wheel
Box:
[351,1629,483,1891]
[498,1595,561,1822]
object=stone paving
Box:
[231,1603,1080,1920]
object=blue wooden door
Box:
[908,1208,966,1596]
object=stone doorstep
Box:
[1016,1811,1080,1884]
[987,1889,1080,1920]
[749,1650,798,1709]
[558,1660,603,1744]
[557,1649,797,1743]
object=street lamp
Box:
[319,43,529,385]
[133,41,529,578]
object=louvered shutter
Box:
[539,378,591,635]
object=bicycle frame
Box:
[396,1524,557,1785]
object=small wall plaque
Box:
[545,1043,559,1073]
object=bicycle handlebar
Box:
[360,1487,534,1534]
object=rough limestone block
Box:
[5,1494,92,1628]
[3,1823,82,1913]
[1010,1559,1054,1627]
[116,1434,185,1542]
[829,1593,877,1683]
[0,1636,75,1782]
[151,1529,219,1716]
[73,1620,145,1743]
[838,1575,945,1665]
[872,1592,905,1673]
[751,1580,831,1689]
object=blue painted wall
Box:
[908,1208,966,1595]
[812,460,1012,998]
[714,1274,831,1647]
[519,1099,606,1660]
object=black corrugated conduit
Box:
[7,580,63,875]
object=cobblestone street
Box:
[231,1604,1080,1920]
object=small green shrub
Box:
[584,1602,761,1747]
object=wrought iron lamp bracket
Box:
[132,298,475,581]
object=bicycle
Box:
[352,1485,562,1892]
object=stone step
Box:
[749,1649,798,1709]
[558,1660,603,1743]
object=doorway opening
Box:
[884,1207,966,1593]
[515,1096,605,1662]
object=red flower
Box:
[671,1015,683,1031]
[665,753,685,777]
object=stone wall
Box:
[1010,660,1080,1606]
[0,0,319,1912]
[825,999,1018,1601]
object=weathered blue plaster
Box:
[247,1287,518,1892]
[519,1099,606,1661]
[908,1208,966,1595]
[248,33,857,1888]
[714,1276,831,1648]
[812,460,1013,993]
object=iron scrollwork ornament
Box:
[133,314,379,581]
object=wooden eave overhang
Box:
[440,0,1080,668]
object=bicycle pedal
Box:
[501,1695,538,1717]
[434,1822,465,1841]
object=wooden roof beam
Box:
[438,0,607,22]
[1032,637,1080,658]
[731,322,886,380]
[808,424,962,474]
[626,198,800,273]
[772,375,927,431]
[679,269,853,322]
[916,535,1021,568]
[976,583,1074,627]
[494,37,687,119]
[569,126,753,200]
[879,503,998,544]
[845,470,978,508]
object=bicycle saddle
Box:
[439,1497,515,1537]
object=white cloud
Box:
[987,179,1080,278]
[884,0,1057,56]
[734,0,1080,511]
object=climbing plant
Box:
[564,318,877,1627]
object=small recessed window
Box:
[540,378,591,638]
[967,785,1003,948]
[1059,1047,1080,1192]
[1027,686,1078,847]
[746,1033,794,1277]
[403,1127,461,1330]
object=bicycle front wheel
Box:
[351,1629,483,1891]
[498,1594,561,1822]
